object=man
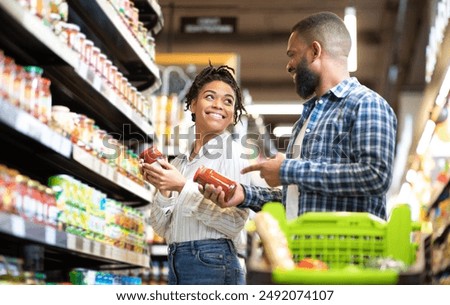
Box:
[201,12,397,220]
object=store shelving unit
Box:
[0,0,162,282]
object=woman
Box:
[140,65,250,285]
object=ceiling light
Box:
[273,126,293,138]
[345,6,358,72]
[245,103,303,116]
[416,119,436,155]
[435,66,450,106]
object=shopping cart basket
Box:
[253,202,421,284]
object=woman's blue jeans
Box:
[167,238,245,285]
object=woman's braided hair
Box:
[184,64,246,124]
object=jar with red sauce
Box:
[139,146,164,168]
[193,166,237,201]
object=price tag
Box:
[15,112,42,141]
[105,164,115,181]
[92,158,101,173]
[82,238,90,253]
[87,69,95,84]
[50,132,61,152]
[67,234,76,249]
[11,216,26,237]
[104,245,113,258]
[60,138,72,158]
[93,74,102,92]
[108,90,117,105]
[45,226,56,245]
[93,242,101,256]
[77,61,89,80]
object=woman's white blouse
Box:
[149,132,251,248]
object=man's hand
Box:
[241,153,285,187]
[199,183,245,208]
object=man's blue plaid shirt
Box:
[241,77,397,219]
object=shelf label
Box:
[77,61,89,80]
[11,216,26,238]
[93,242,101,256]
[45,226,56,245]
[82,238,91,253]
[15,112,42,141]
[93,74,102,92]
[67,234,76,249]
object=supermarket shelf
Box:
[0,103,152,204]
[69,0,161,92]
[0,0,78,67]
[72,62,155,136]
[134,0,164,35]
[433,222,449,244]
[0,212,150,267]
[427,180,449,211]
[72,145,155,204]
[0,0,155,139]
[0,99,72,158]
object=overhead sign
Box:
[180,17,237,34]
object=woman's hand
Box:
[139,158,186,193]
[199,183,245,208]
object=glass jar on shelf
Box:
[130,87,138,111]
[82,39,94,65]
[93,128,107,159]
[120,77,129,101]
[90,47,100,71]
[36,184,47,224]
[0,51,8,99]
[21,66,44,116]
[97,53,107,76]
[71,113,85,146]
[104,59,112,83]
[38,77,52,124]
[73,32,86,56]
[1,57,16,103]
[23,179,39,221]
[11,174,29,216]
[81,117,95,152]
[44,187,59,228]
[12,65,25,107]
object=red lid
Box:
[193,165,205,183]
[139,146,163,164]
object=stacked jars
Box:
[0,51,53,124]
[0,164,60,227]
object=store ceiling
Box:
[154,0,429,152]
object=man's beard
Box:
[295,58,319,99]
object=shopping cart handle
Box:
[411,221,421,231]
